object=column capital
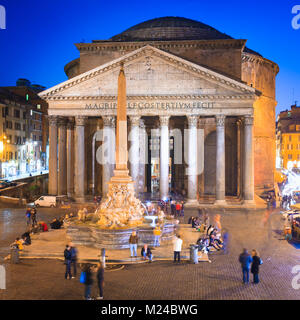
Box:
[139,119,145,129]
[236,118,243,127]
[129,115,141,127]
[66,117,75,130]
[215,115,226,127]
[244,115,254,126]
[57,116,67,127]
[187,115,198,127]
[102,115,115,127]
[159,115,170,126]
[75,116,87,126]
[48,115,58,126]
[198,117,207,128]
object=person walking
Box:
[251,249,263,284]
[70,242,78,278]
[222,229,229,254]
[129,231,138,258]
[96,262,104,300]
[64,245,72,280]
[239,249,253,284]
[83,264,94,300]
[173,235,183,263]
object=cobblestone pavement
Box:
[1,207,300,300]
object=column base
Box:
[242,199,256,206]
[214,199,227,206]
[185,199,199,207]
[74,197,86,203]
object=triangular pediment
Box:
[40,45,256,101]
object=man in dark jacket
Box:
[70,243,78,278]
[129,231,138,257]
[239,249,253,284]
[64,245,72,280]
[83,264,93,300]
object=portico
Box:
[41,45,257,207]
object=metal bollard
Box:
[100,248,106,268]
[189,244,198,264]
[10,247,20,264]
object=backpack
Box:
[80,271,86,284]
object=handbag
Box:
[80,271,86,284]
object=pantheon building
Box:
[40,17,279,207]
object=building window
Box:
[23,124,26,131]
[290,125,296,131]
[5,121,12,129]
[288,154,293,160]
[289,136,292,142]
[14,122,21,130]
[14,109,20,118]
[23,111,26,119]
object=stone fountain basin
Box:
[66,220,176,250]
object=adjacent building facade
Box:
[0,80,48,177]
[40,17,279,206]
[276,104,300,170]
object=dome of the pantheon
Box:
[109,16,232,41]
[108,16,260,56]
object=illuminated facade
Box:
[0,82,48,178]
[277,104,300,170]
[41,17,279,206]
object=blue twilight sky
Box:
[0,0,299,115]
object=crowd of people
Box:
[156,198,184,217]
[10,207,73,254]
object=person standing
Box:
[25,208,31,226]
[64,245,72,280]
[31,207,37,226]
[239,249,253,284]
[153,226,161,247]
[173,235,183,263]
[171,200,176,216]
[70,242,78,278]
[175,202,181,217]
[180,201,184,217]
[129,231,138,258]
[96,262,104,300]
[83,264,93,300]
[251,249,262,284]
